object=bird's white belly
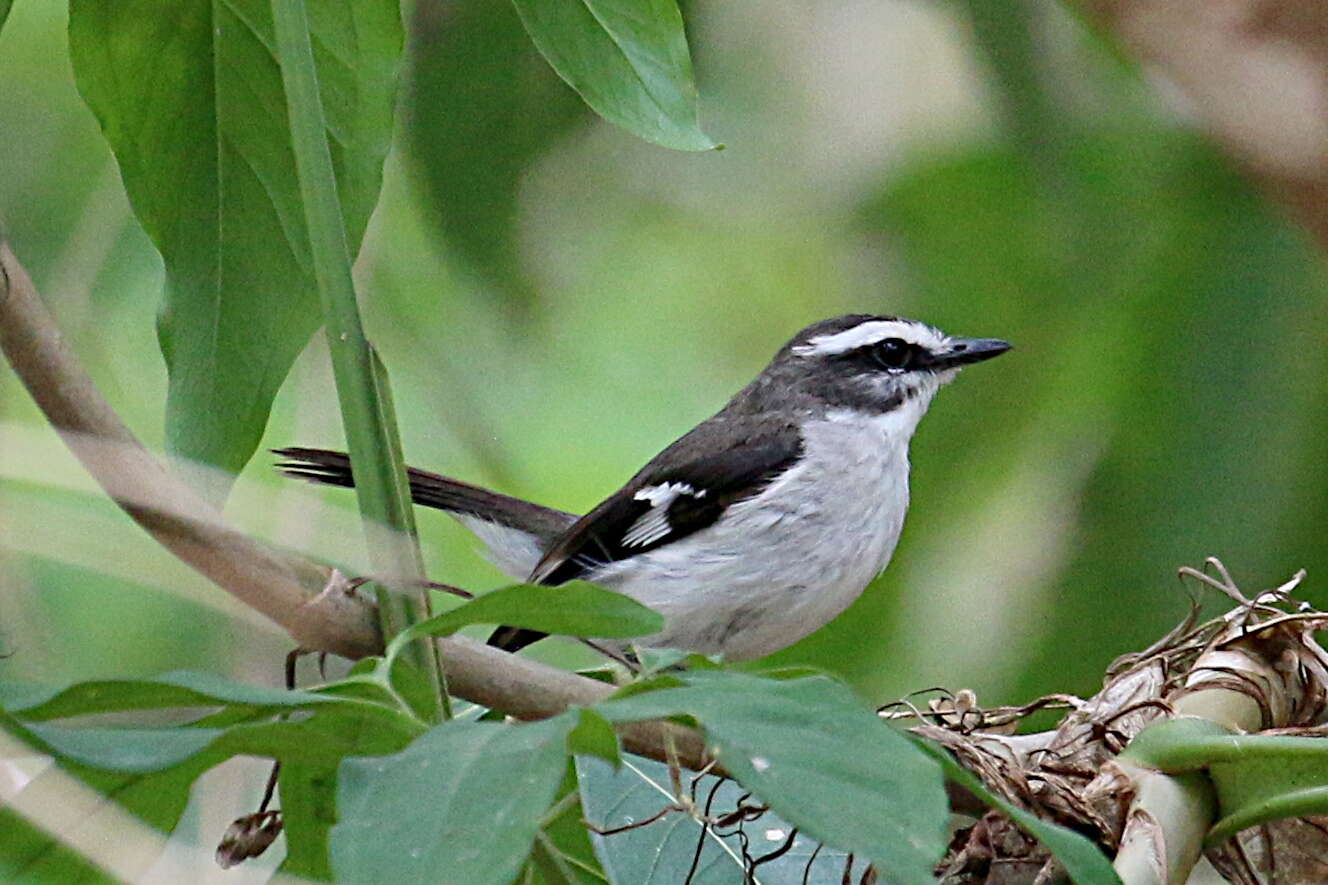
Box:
[593,416,912,660]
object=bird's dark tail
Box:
[274,447,576,540]
[274,446,578,654]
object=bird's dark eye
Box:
[870,338,914,370]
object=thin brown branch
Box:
[0,242,376,658]
[0,240,710,771]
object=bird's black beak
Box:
[933,337,1012,369]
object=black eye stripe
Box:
[867,337,917,370]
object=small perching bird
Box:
[278,314,1009,661]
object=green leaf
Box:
[23,707,419,777]
[1208,737,1328,846]
[314,658,403,708]
[386,581,663,664]
[567,708,620,768]
[1121,719,1328,846]
[535,764,609,885]
[1,701,420,881]
[1,670,340,721]
[577,753,849,885]
[386,656,445,725]
[66,0,402,480]
[1,713,222,881]
[917,740,1122,885]
[278,761,339,881]
[0,0,12,35]
[596,672,948,885]
[221,708,423,762]
[24,723,222,773]
[510,0,716,151]
[407,0,589,309]
[331,716,576,885]
[528,834,588,885]
[1118,717,1234,771]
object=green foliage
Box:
[510,0,715,151]
[407,0,589,310]
[268,0,442,704]
[12,0,1328,880]
[0,668,419,879]
[528,834,602,885]
[24,723,222,772]
[577,754,849,884]
[331,715,576,885]
[65,0,402,480]
[1123,717,1328,847]
[2,669,341,720]
[566,708,621,768]
[276,761,339,880]
[385,581,665,666]
[0,709,226,883]
[2,665,968,882]
[1207,736,1328,846]
[597,672,949,884]
[0,0,11,34]
[526,765,609,885]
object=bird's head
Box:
[741,314,1010,421]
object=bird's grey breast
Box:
[751,410,912,595]
[597,409,913,659]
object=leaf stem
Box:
[269,0,448,719]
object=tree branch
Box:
[0,240,709,769]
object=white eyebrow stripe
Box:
[791,320,925,356]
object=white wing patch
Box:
[622,482,705,548]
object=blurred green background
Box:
[4,0,1327,720]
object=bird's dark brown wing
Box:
[532,420,804,586]
[487,416,805,653]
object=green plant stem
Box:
[1110,759,1214,885]
[270,0,448,719]
[1112,679,1268,883]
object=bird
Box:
[276,314,1009,662]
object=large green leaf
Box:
[66,0,402,481]
[331,716,576,885]
[3,702,419,882]
[22,706,419,776]
[0,712,221,882]
[1,669,341,721]
[510,0,715,151]
[24,723,222,773]
[577,753,849,885]
[596,672,948,885]
[407,0,589,309]
[384,581,663,665]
